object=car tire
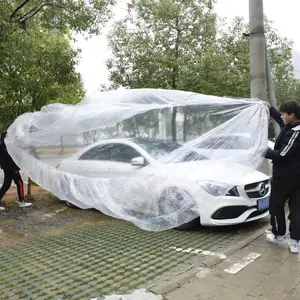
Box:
[65,201,79,209]
[158,187,199,230]
[176,217,200,230]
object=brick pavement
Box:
[0,221,250,299]
[1,187,280,300]
[164,234,300,300]
[0,188,270,300]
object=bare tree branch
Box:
[19,4,46,22]
[20,3,70,24]
[10,0,31,19]
[20,4,47,23]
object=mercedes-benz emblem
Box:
[258,183,267,197]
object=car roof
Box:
[207,133,251,138]
[86,137,181,145]
[129,137,181,145]
[71,137,182,159]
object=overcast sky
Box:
[75,0,300,95]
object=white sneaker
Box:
[289,239,299,254]
[18,201,32,208]
[0,206,5,211]
[266,233,287,247]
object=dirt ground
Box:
[0,190,118,249]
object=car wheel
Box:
[158,187,199,230]
[176,217,200,230]
[65,201,79,209]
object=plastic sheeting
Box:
[6,89,269,230]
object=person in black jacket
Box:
[0,132,32,211]
[265,101,300,254]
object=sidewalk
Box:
[163,234,300,300]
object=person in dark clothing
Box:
[265,101,300,254]
[0,132,32,211]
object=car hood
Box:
[145,160,269,186]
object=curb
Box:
[148,221,270,296]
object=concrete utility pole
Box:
[249,0,267,101]
[265,42,281,137]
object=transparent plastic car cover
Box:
[5,89,270,231]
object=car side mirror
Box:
[131,156,145,166]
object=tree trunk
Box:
[183,108,188,142]
[27,178,32,196]
[132,117,140,137]
[27,101,36,197]
[171,107,177,142]
[60,136,64,154]
[171,17,180,142]
[17,102,21,115]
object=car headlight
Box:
[198,181,239,197]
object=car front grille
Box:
[244,179,270,198]
[246,208,269,219]
[212,206,249,220]
[211,205,268,220]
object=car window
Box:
[183,151,208,162]
[79,144,112,160]
[79,143,141,163]
[133,139,181,159]
[110,144,141,163]
[198,136,250,150]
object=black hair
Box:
[279,101,300,119]
[0,132,7,142]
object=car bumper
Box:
[199,196,270,226]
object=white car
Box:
[57,138,270,229]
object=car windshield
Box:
[198,135,251,150]
[133,138,182,159]
[132,136,248,162]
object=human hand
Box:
[259,100,271,108]
[255,99,271,109]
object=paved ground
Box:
[164,234,300,300]
[101,289,163,299]
[0,190,269,300]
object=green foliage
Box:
[105,1,297,103]
[0,104,30,131]
[292,80,300,102]
[0,27,85,112]
[0,0,116,126]
[1,0,113,34]
[0,0,113,194]
[0,0,113,131]
[106,0,218,91]
[104,0,298,141]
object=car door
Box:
[108,143,145,177]
[67,144,114,178]
[70,143,144,178]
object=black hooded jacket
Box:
[265,107,300,177]
[0,132,20,170]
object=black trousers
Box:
[0,170,25,202]
[270,177,300,241]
